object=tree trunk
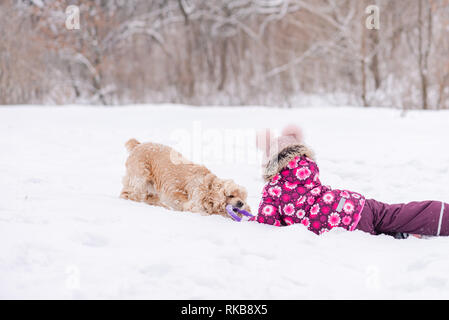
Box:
[417,0,432,110]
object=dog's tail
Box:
[125,138,140,152]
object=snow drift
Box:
[1,105,449,299]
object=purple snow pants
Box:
[356,199,449,237]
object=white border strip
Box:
[336,198,346,213]
[437,202,445,236]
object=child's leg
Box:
[373,200,448,237]
[354,199,378,234]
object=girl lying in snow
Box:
[248,125,449,239]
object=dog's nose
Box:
[236,201,244,208]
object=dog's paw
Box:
[119,191,129,199]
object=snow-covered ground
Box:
[1,104,449,299]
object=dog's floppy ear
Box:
[202,175,227,215]
[222,179,235,196]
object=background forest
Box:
[1,0,448,109]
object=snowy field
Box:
[1,104,449,299]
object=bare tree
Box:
[1,0,448,108]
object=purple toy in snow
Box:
[226,204,254,222]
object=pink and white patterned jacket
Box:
[254,148,366,235]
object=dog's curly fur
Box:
[120,139,251,217]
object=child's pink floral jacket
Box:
[255,151,366,235]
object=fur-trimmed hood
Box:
[263,144,315,182]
